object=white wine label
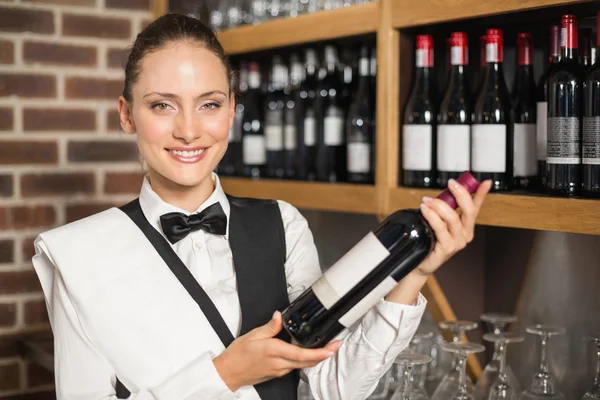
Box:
[324,116,344,146]
[311,232,390,310]
[243,135,266,165]
[304,117,316,146]
[547,117,581,164]
[583,116,600,165]
[437,125,470,172]
[402,124,432,171]
[347,142,371,173]
[338,276,398,328]
[265,126,283,151]
[536,102,548,160]
[284,125,297,150]
[471,124,507,173]
[514,123,537,176]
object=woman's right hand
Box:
[213,311,342,392]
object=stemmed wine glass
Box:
[441,342,486,400]
[485,333,524,400]
[431,320,479,400]
[582,335,600,400]
[518,325,566,400]
[475,313,521,399]
[390,332,436,394]
[390,351,433,400]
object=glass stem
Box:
[539,334,549,374]
[457,354,468,394]
[594,344,600,387]
[497,342,507,379]
[402,363,413,400]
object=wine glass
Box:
[441,342,486,400]
[431,320,479,400]
[582,335,600,400]
[390,351,433,400]
[390,332,436,394]
[484,333,524,400]
[474,313,521,399]
[518,325,566,400]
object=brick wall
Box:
[0,0,152,397]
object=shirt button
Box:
[195,242,203,250]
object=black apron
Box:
[115,195,299,399]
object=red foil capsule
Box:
[517,33,534,66]
[560,14,578,50]
[416,34,434,68]
[486,28,503,63]
[449,32,469,66]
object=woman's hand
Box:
[213,311,342,392]
[415,178,492,275]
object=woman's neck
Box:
[148,170,215,213]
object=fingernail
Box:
[326,351,334,357]
[420,203,429,211]
[422,196,433,204]
[272,311,278,320]
[448,178,460,189]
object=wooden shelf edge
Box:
[220,178,378,214]
[217,3,378,55]
[388,187,600,235]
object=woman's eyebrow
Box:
[143,90,228,99]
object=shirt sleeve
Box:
[277,201,428,400]
[32,242,240,400]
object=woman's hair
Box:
[122,13,233,102]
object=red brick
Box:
[0,73,56,98]
[0,302,17,327]
[68,140,137,162]
[0,239,14,263]
[0,6,54,34]
[0,141,58,165]
[4,391,56,400]
[24,108,96,131]
[4,205,57,229]
[24,0,95,5]
[0,270,41,295]
[27,362,54,387]
[107,47,129,69]
[66,202,115,223]
[0,107,14,130]
[0,174,13,197]
[24,299,49,326]
[22,237,36,263]
[24,41,97,67]
[106,109,121,131]
[106,0,150,10]
[0,339,20,358]
[63,13,131,39]
[0,40,14,64]
[141,19,152,29]
[0,361,20,391]
[21,173,95,197]
[65,77,123,100]
[105,171,144,194]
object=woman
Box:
[32,13,492,400]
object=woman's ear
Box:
[117,95,136,135]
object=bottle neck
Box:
[484,62,505,88]
[562,47,578,61]
[447,65,467,91]
[515,64,534,83]
[414,66,434,95]
[549,53,561,64]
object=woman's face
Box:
[121,41,234,189]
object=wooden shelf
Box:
[220,178,378,214]
[390,0,588,28]
[388,187,600,236]
[216,3,378,55]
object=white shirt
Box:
[31,173,427,400]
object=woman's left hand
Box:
[415,178,492,276]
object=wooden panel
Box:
[217,3,378,55]
[220,178,377,214]
[152,0,168,19]
[388,187,600,235]
[391,0,586,28]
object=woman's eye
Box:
[151,102,171,111]
[202,102,221,110]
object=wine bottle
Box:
[242,62,266,179]
[547,14,585,196]
[536,25,561,191]
[220,62,245,176]
[282,171,480,349]
[437,32,471,188]
[583,12,600,198]
[580,28,593,69]
[471,28,513,191]
[346,46,374,184]
[264,56,287,179]
[401,34,436,188]
[473,35,487,97]
[284,53,304,180]
[513,33,537,190]
[298,49,319,181]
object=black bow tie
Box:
[159,202,227,244]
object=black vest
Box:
[116,195,299,399]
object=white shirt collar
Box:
[138,172,231,239]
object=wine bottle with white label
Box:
[297,49,319,181]
[242,62,267,179]
[264,56,287,179]
[346,46,374,184]
[583,13,600,198]
[437,32,471,189]
[513,33,537,190]
[401,34,436,188]
[472,28,513,192]
[536,25,561,191]
[282,171,480,349]
[284,53,303,180]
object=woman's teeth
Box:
[170,149,205,157]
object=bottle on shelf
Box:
[536,25,561,192]
[580,28,594,70]
[284,53,304,180]
[298,48,319,181]
[282,171,481,349]
[473,34,487,97]
[547,14,585,196]
[512,32,537,190]
[437,32,471,189]
[242,61,267,179]
[400,34,436,188]
[346,46,374,184]
[583,11,600,198]
[220,61,246,176]
[264,56,287,179]
[471,28,513,192]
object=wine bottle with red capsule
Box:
[583,11,600,198]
